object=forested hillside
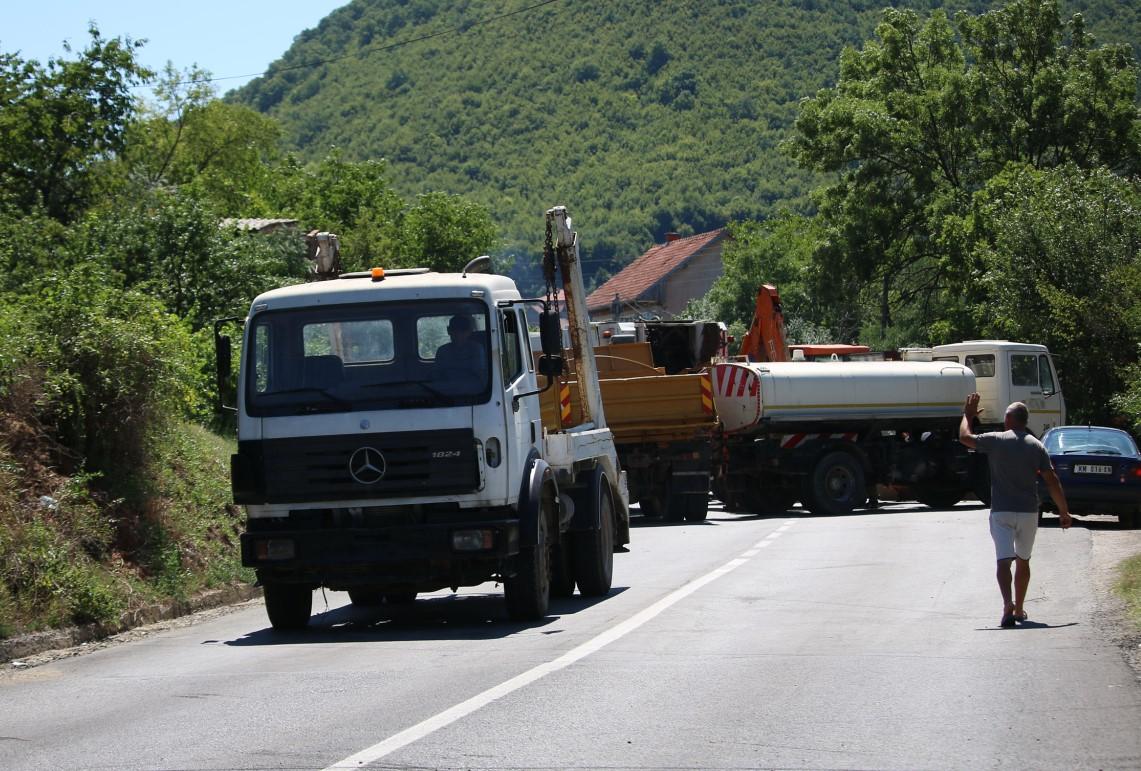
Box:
[231,0,1139,289]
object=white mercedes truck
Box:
[215,206,629,630]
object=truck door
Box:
[1008,351,1065,435]
[500,308,542,495]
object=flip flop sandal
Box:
[1013,611,1028,623]
[1000,613,1017,628]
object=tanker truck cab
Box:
[929,341,1065,436]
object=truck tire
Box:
[505,488,553,620]
[663,492,687,522]
[550,538,576,598]
[681,493,709,522]
[264,583,312,631]
[804,451,865,516]
[573,478,615,597]
[638,494,663,518]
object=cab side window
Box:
[500,309,523,386]
[1038,355,1056,395]
[964,354,995,378]
[1011,354,1038,387]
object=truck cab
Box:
[928,340,1065,436]
[232,269,542,517]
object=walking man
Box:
[958,394,1071,628]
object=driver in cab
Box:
[433,314,488,388]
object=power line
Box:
[187,0,563,87]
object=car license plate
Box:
[1074,464,1112,474]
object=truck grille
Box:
[232,429,478,504]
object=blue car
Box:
[1039,426,1141,528]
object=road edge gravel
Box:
[0,583,262,666]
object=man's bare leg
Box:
[1013,557,1031,618]
[996,558,1015,616]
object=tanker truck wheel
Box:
[263,583,313,631]
[804,451,865,516]
[573,478,615,596]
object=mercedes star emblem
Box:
[348,446,386,485]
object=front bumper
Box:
[240,520,520,587]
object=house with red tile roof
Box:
[585,229,728,321]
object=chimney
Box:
[665,232,680,243]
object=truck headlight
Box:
[452,529,495,551]
[254,539,295,561]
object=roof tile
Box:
[586,229,726,311]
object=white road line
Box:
[322,521,797,770]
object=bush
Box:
[23,267,200,482]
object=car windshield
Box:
[1044,428,1139,457]
[246,299,491,416]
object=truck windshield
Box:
[246,299,491,416]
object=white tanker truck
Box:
[710,359,978,515]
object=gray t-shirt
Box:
[975,429,1053,513]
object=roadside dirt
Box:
[0,585,261,674]
[1084,515,1141,682]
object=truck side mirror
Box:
[213,316,244,415]
[539,308,562,357]
[538,355,564,377]
[216,335,232,380]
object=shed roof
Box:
[220,218,299,233]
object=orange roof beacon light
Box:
[370,267,385,281]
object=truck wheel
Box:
[805,451,865,516]
[550,538,576,598]
[638,495,662,517]
[682,494,709,522]
[504,489,553,620]
[264,583,312,631]
[573,479,615,596]
[664,493,687,522]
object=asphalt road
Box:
[2,501,1139,770]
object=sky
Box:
[4,1,348,98]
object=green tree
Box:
[124,65,281,212]
[707,213,836,344]
[0,26,151,222]
[72,189,308,329]
[259,150,405,268]
[787,1,1141,342]
[395,191,499,272]
[975,164,1141,424]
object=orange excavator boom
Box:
[738,284,789,362]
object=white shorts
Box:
[989,510,1039,561]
